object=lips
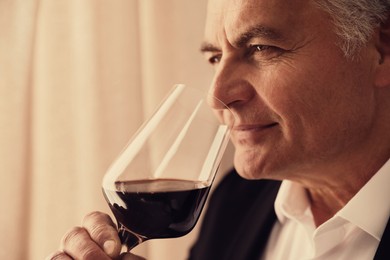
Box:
[233,123,278,131]
[232,122,278,144]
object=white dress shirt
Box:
[261,159,390,260]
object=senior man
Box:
[48,0,390,259]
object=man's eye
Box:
[208,54,222,65]
[248,44,283,59]
[252,45,271,52]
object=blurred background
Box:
[0,0,234,259]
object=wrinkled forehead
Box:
[204,0,318,44]
[204,0,256,40]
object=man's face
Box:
[202,0,379,181]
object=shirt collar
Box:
[274,158,390,241]
[274,180,311,224]
[337,158,390,240]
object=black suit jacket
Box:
[189,169,390,260]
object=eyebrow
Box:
[200,42,221,53]
[236,25,284,47]
[200,24,284,53]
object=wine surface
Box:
[102,179,211,245]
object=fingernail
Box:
[103,240,116,255]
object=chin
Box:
[234,153,265,180]
[233,148,285,181]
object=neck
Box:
[305,143,390,227]
[306,186,355,227]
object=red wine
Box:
[102,179,211,248]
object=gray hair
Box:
[314,0,390,58]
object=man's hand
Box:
[46,211,145,260]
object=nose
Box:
[207,58,255,110]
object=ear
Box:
[375,13,390,88]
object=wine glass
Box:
[102,84,234,252]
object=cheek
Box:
[269,64,375,158]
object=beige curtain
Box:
[0,0,232,259]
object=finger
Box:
[82,211,122,258]
[120,252,146,260]
[61,226,111,260]
[45,250,72,260]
